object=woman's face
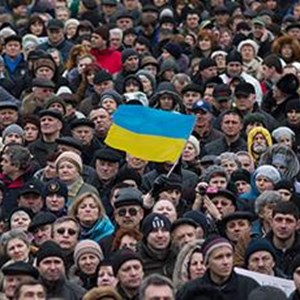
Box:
[287,109,300,125]
[46,194,65,212]
[77,197,100,225]
[6,238,29,262]
[255,175,274,193]
[278,135,293,148]
[58,161,79,183]
[10,211,31,231]
[139,75,152,94]
[182,142,197,162]
[159,95,174,111]
[125,82,140,93]
[44,160,57,179]
[199,37,212,51]
[36,66,54,80]
[66,24,77,38]
[185,35,196,47]
[281,44,293,60]
[189,252,206,280]
[24,123,39,143]
[30,21,44,36]
[97,266,117,287]
[78,253,100,275]
[220,159,238,176]
[81,39,92,52]
[219,31,232,47]
[119,234,138,251]
[152,200,177,223]
[78,57,93,74]
[241,45,255,61]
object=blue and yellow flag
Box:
[105,105,196,163]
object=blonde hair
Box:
[69,192,106,220]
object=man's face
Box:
[124,55,139,72]
[33,87,54,101]
[186,14,200,29]
[114,205,144,229]
[116,17,134,31]
[40,116,62,135]
[47,28,64,44]
[91,33,105,49]
[53,220,79,250]
[248,251,275,275]
[287,109,300,125]
[3,275,33,299]
[225,219,251,243]
[272,213,298,241]
[147,228,170,250]
[252,24,264,39]
[95,159,119,181]
[221,113,242,138]
[5,41,21,58]
[33,224,52,246]
[18,193,43,213]
[211,196,235,217]
[72,126,94,146]
[89,108,111,136]
[201,66,218,81]
[17,284,46,300]
[208,246,233,281]
[193,110,212,128]
[226,62,242,77]
[1,153,17,176]
[183,92,201,110]
[158,189,181,207]
[172,225,197,249]
[117,259,144,289]
[4,133,23,145]
[0,109,18,126]
[252,133,268,154]
[235,94,255,111]
[144,284,174,300]
[38,256,65,282]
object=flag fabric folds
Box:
[105,105,196,163]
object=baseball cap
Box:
[213,84,232,101]
[191,100,212,113]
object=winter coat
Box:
[137,241,176,278]
[173,239,204,290]
[90,48,122,74]
[68,265,98,290]
[176,270,259,300]
[78,93,100,117]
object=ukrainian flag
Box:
[105,105,196,163]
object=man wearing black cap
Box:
[0,101,19,130]
[36,240,85,299]
[115,48,139,93]
[181,83,203,114]
[29,109,63,167]
[234,82,277,131]
[211,84,232,117]
[39,19,74,63]
[2,261,40,300]
[219,50,263,104]
[93,148,122,210]
[196,58,218,86]
[138,213,176,277]
[71,118,103,165]
[79,69,115,116]
[113,249,144,299]
[3,35,29,98]
[21,78,55,115]
[90,25,122,74]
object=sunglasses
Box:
[56,228,77,236]
[117,207,138,217]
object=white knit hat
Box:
[56,151,83,174]
[187,135,200,156]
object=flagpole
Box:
[166,157,180,178]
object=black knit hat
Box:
[43,178,68,200]
[285,98,300,114]
[36,241,65,265]
[112,249,142,274]
[226,50,242,64]
[93,70,112,85]
[231,169,251,184]
[163,42,182,60]
[275,179,295,193]
[276,74,299,95]
[122,48,139,63]
[199,58,217,71]
[141,212,171,237]
[244,238,276,266]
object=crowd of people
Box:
[1,0,300,299]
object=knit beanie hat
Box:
[202,235,233,264]
[2,124,24,141]
[187,135,200,156]
[55,151,83,174]
[112,249,142,274]
[93,70,112,85]
[122,48,138,63]
[244,238,276,266]
[248,286,288,300]
[255,165,281,184]
[276,74,299,95]
[141,213,171,237]
[272,127,295,142]
[74,239,104,267]
[226,50,242,64]
[36,241,65,265]
[183,210,209,236]
[231,168,251,184]
[275,179,295,193]
[44,95,67,115]
[285,99,300,114]
[163,42,182,60]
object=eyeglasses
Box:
[117,207,138,217]
[56,228,77,236]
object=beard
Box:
[252,143,267,154]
